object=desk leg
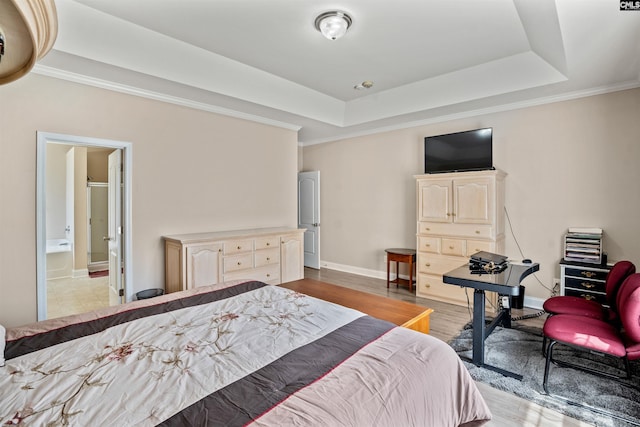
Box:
[468,288,522,380]
[472,289,485,366]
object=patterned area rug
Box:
[449,325,640,427]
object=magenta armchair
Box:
[542,273,640,393]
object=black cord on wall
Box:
[503,206,550,320]
[503,206,554,294]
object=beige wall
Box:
[87,149,112,183]
[302,88,640,304]
[0,73,298,327]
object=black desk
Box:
[443,262,539,379]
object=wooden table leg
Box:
[408,257,414,292]
[386,256,390,288]
[395,261,400,288]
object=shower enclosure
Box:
[87,182,108,271]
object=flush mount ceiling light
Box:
[314,11,352,40]
[354,80,374,90]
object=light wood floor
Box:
[304,267,592,427]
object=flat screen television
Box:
[424,127,493,174]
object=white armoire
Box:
[415,170,506,306]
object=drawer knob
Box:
[237,262,242,266]
[581,282,595,289]
[475,230,480,234]
[266,242,270,246]
[266,257,271,261]
[425,263,431,267]
[425,243,430,247]
[237,246,242,250]
[266,274,271,277]
[581,294,596,301]
[581,271,596,278]
[425,227,430,231]
[424,283,431,288]
[449,246,454,250]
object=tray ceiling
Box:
[36,0,640,144]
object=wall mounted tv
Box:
[424,127,493,174]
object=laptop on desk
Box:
[469,251,508,265]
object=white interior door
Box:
[108,149,123,305]
[298,171,320,269]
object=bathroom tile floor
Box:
[47,275,110,319]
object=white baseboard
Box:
[523,296,544,311]
[88,262,108,273]
[72,269,89,278]
[320,259,546,310]
[320,260,405,281]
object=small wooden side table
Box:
[386,248,417,292]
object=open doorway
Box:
[36,132,133,321]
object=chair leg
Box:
[625,357,632,380]
[541,313,553,357]
[546,340,631,382]
[543,340,557,394]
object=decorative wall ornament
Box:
[0,0,57,85]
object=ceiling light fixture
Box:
[354,80,374,90]
[314,11,352,41]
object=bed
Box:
[1,280,491,426]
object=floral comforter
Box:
[1,281,491,426]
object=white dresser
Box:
[415,170,506,306]
[163,227,305,293]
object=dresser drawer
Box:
[418,236,440,254]
[565,277,606,293]
[224,264,280,284]
[223,253,253,273]
[224,239,254,255]
[419,222,493,239]
[416,273,469,304]
[255,247,280,267]
[255,236,279,251]
[564,267,608,281]
[417,255,465,275]
[564,288,607,305]
[441,238,466,257]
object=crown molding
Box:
[299,80,640,147]
[32,64,302,132]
